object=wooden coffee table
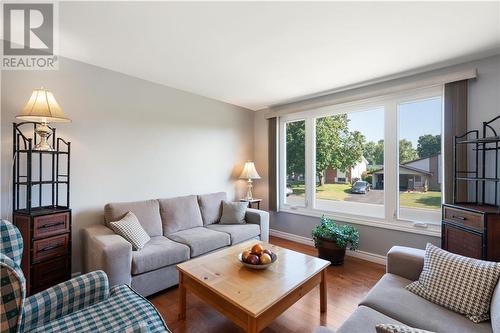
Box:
[177,240,330,333]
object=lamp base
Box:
[33,141,54,151]
[245,179,253,200]
[33,123,54,151]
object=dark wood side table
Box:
[442,203,500,261]
[14,208,72,295]
[240,199,262,210]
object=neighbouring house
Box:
[324,157,368,184]
[370,153,441,191]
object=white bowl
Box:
[238,252,277,270]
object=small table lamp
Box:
[239,161,261,200]
[16,88,71,151]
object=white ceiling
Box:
[58,1,500,110]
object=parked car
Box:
[286,186,293,196]
[351,180,371,194]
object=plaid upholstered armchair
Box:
[0,220,170,333]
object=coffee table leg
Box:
[248,316,258,333]
[178,271,186,320]
[320,269,327,313]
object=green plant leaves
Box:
[311,215,359,251]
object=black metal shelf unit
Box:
[12,122,71,214]
[454,115,500,209]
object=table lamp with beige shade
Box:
[239,161,261,200]
[16,88,71,151]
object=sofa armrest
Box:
[386,246,425,281]
[246,208,269,242]
[82,225,132,286]
[21,271,109,332]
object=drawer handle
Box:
[452,215,467,221]
[39,244,62,252]
[38,221,65,229]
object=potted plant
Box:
[312,216,359,265]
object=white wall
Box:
[255,54,500,256]
[253,110,270,210]
[0,57,255,273]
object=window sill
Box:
[279,207,442,237]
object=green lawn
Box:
[399,191,441,210]
[290,183,441,210]
[290,183,351,200]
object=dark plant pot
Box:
[317,238,346,265]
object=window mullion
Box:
[305,116,315,209]
[278,120,286,210]
[385,101,398,222]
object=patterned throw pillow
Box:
[109,212,151,251]
[406,243,500,323]
[376,324,435,333]
[219,201,249,224]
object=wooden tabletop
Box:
[177,240,330,317]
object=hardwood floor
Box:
[149,236,385,333]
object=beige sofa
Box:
[82,192,269,296]
[316,246,500,333]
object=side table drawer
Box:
[33,234,69,263]
[31,256,70,292]
[443,206,484,232]
[33,212,70,239]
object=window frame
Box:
[278,86,444,236]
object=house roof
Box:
[368,153,439,175]
[403,152,441,165]
[400,164,433,176]
[369,164,433,176]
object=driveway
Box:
[287,189,384,206]
[344,189,384,204]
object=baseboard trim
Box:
[269,229,386,265]
[270,229,315,246]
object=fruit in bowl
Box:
[251,244,264,255]
[239,244,277,269]
[259,253,272,265]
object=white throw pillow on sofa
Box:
[406,243,500,323]
[110,211,151,250]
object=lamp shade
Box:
[16,88,70,123]
[239,161,261,179]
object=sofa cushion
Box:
[105,199,162,237]
[220,201,248,224]
[198,192,227,225]
[167,227,230,257]
[360,273,493,333]
[110,212,151,251]
[206,224,260,244]
[336,305,405,333]
[159,195,204,235]
[406,243,500,323]
[30,284,169,333]
[132,236,190,275]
